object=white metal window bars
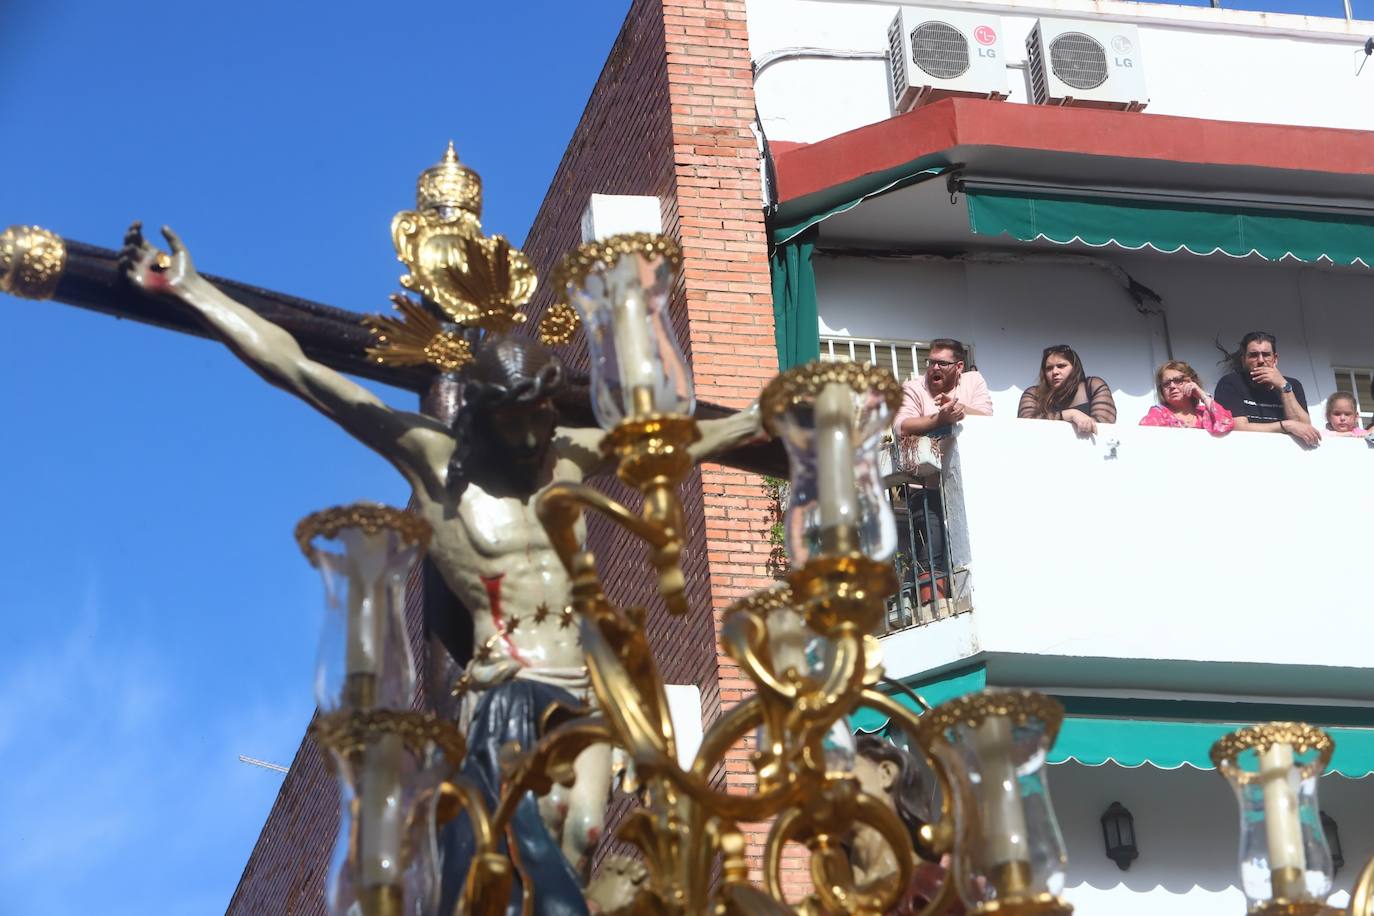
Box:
[820,335,971,633]
[1332,367,1374,429]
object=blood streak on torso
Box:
[481,572,530,666]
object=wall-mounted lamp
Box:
[1322,810,1344,875]
[1101,801,1138,871]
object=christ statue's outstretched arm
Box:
[121,223,452,489]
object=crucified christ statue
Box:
[121,223,764,915]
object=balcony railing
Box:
[880,434,974,635]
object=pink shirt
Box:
[1323,425,1369,438]
[1139,402,1234,436]
[893,370,994,433]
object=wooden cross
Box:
[3,229,785,476]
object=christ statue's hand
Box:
[121,221,198,294]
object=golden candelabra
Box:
[290,218,1374,915]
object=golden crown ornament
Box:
[369,143,539,371]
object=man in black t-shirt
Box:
[1213,331,1321,447]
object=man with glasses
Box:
[892,339,992,591]
[1213,331,1320,446]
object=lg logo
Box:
[974,25,998,45]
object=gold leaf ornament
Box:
[365,293,474,372]
[538,301,581,346]
[1,225,66,300]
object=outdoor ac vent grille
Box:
[1048,31,1108,91]
[889,16,909,106]
[1027,21,1049,104]
[910,21,970,80]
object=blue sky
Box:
[0,2,625,912]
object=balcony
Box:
[878,416,1374,696]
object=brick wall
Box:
[228,0,799,907]
[657,0,806,895]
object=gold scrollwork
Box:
[392,224,535,334]
[550,232,683,302]
[294,502,432,564]
[1209,722,1335,780]
[365,293,473,372]
[537,301,581,346]
[758,360,903,437]
[969,893,1075,915]
[310,708,467,765]
[1,225,66,300]
[918,690,1066,749]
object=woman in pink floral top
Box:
[1139,360,1234,436]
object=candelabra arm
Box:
[435,776,514,916]
[1350,855,1374,916]
[537,482,670,576]
[857,686,968,916]
[487,716,618,840]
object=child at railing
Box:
[1322,392,1369,438]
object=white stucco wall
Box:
[1052,762,1374,914]
[944,416,1373,671]
[815,252,1374,425]
[747,0,1374,143]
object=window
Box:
[1331,367,1374,428]
[823,335,974,382]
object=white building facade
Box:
[746,0,1374,911]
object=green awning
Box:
[767,163,949,370]
[771,228,820,370]
[852,675,1374,778]
[1057,717,1374,778]
[966,187,1374,267]
[851,665,987,734]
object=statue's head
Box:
[855,735,934,856]
[451,335,564,491]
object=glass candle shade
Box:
[1211,723,1336,908]
[558,234,693,429]
[296,505,431,712]
[319,720,454,916]
[760,362,901,568]
[919,690,1069,908]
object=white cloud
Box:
[0,583,314,915]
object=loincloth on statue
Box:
[438,673,593,916]
[456,660,593,735]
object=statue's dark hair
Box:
[448,336,565,489]
[856,735,934,857]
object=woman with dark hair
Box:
[1139,360,1233,435]
[1017,345,1117,437]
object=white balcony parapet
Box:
[881,416,1374,690]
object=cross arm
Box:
[3,229,787,478]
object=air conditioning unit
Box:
[887,7,1009,113]
[1026,19,1148,111]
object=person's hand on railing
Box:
[1061,408,1097,438]
[934,392,965,425]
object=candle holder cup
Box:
[759,360,901,571]
[554,233,693,430]
[1211,723,1338,916]
[919,690,1072,916]
[296,504,431,712]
